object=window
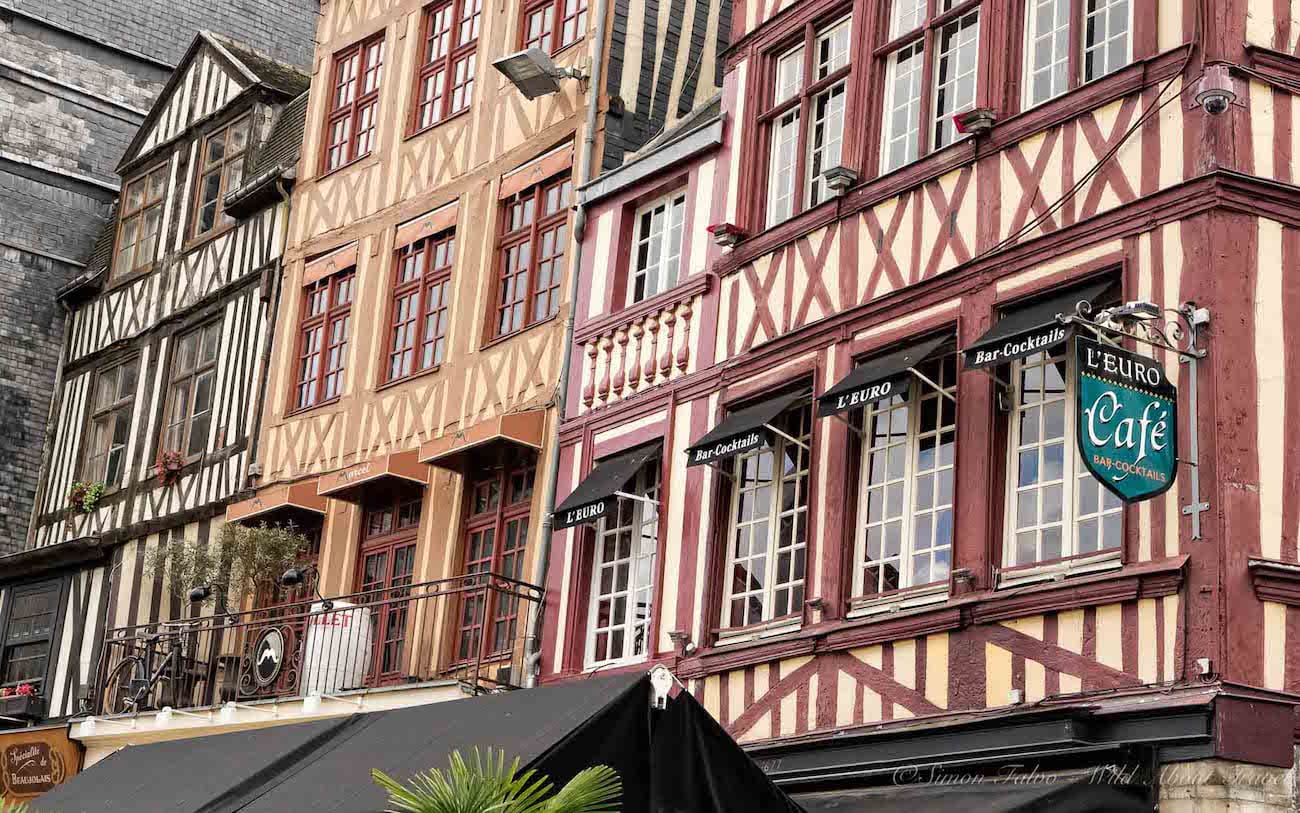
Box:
[162,322,221,458]
[495,174,570,338]
[723,401,811,631]
[411,0,481,132]
[387,232,454,382]
[83,358,139,486]
[1,582,59,690]
[113,164,168,279]
[761,15,851,228]
[455,460,534,662]
[323,34,385,172]
[1023,0,1132,108]
[629,192,685,304]
[522,0,587,53]
[294,270,355,411]
[880,0,980,173]
[854,354,957,598]
[357,497,421,680]
[1005,349,1122,567]
[192,116,251,238]
[586,458,660,667]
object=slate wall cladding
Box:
[0,1,318,552]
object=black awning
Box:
[818,334,951,417]
[687,391,806,467]
[963,279,1115,369]
[792,775,1150,812]
[553,442,661,529]
[42,673,805,813]
[35,715,355,812]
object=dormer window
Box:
[192,115,251,238]
[113,163,168,281]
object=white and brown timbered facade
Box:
[229,0,732,725]
[0,33,308,731]
[541,0,1300,805]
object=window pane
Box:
[890,0,926,38]
[766,110,800,227]
[932,11,980,151]
[1026,0,1070,106]
[1084,0,1131,82]
[882,42,924,173]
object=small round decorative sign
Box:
[252,628,285,687]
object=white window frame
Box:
[1001,348,1124,584]
[718,402,812,644]
[627,191,686,305]
[1082,0,1133,84]
[1022,0,1071,108]
[931,9,980,152]
[850,355,957,615]
[880,40,924,174]
[765,44,804,229]
[584,459,661,669]
[804,15,852,209]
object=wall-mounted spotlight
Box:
[493,48,587,99]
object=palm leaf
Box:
[374,748,621,813]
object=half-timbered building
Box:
[216,0,731,744]
[541,0,1300,807]
[0,33,312,765]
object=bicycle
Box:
[99,619,202,714]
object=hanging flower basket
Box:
[67,481,105,514]
[157,450,186,486]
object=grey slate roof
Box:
[247,91,309,179]
[208,33,312,99]
[633,92,722,158]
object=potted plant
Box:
[0,684,42,721]
[149,522,313,606]
[156,450,186,486]
[67,481,105,514]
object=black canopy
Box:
[686,391,806,467]
[553,442,660,529]
[818,334,950,417]
[963,279,1114,369]
[42,673,806,813]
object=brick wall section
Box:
[0,1,318,551]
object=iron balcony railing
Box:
[93,572,544,716]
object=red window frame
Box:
[112,163,168,282]
[410,0,481,134]
[356,496,421,683]
[492,174,571,339]
[384,231,455,383]
[322,33,385,173]
[454,458,534,663]
[521,0,587,54]
[292,270,355,412]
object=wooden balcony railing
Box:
[92,572,544,716]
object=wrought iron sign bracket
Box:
[1060,301,1211,539]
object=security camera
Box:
[1195,64,1236,116]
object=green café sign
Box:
[1075,336,1178,504]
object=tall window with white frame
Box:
[1023,0,1132,108]
[162,321,222,459]
[628,192,685,304]
[854,354,957,600]
[880,0,980,173]
[760,15,852,229]
[1006,349,1122,569]
[723,402,812,633]
[586,458,661,667]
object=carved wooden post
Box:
[582,342,598,407]
[611,327,629,397]
[659,307,677,377]
[642,312,659,384]
[675,300,693,372]
[596,333,614,402]
[628,322,644,388]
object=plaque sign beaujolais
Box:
[1074,335,1178,503]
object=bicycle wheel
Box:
[100,656,145,715]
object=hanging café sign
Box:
[1074,336,1178,503]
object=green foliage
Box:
[67,480,106,514]
[148,522,312,603]
[372,748,621,813]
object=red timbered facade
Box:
[541,0,1300,806]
